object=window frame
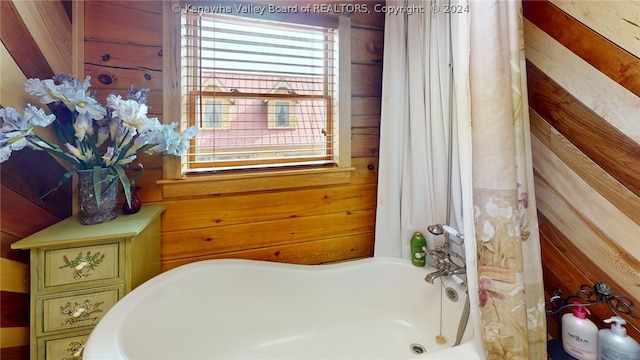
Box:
[161,2,352,195]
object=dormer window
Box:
[192,79,232,130]
[267,84,296,129]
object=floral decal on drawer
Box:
[65,339,85,359]
[60,299,105,326]
[59,251,106,279]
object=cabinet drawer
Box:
[39,332,89,360]
[39,286,122,335]
[44,242,121,288]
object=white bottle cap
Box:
[604,316,627,336]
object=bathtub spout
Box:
[424,269,449,284]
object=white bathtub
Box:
[84,257,485,359]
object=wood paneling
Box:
[524,0,640,341]
[163,209,375,260]
[527,61,640,199]
[1,0,73,353]
[530,110,640,227]
[0,344,29,360]
[351,27,383,64]
[0,259,29,294]
[351,64,383,97]
[539,212,640,343]
[0,292,29,328]
[162,233,374,271]
[532,148,640,292]
[547,1,640,60]
[524,19,640,145]
[12,1,72,75]
[84,1,162,45]
[162,184,377,231]
[0,149,72,219]
[83,0,383,270]
[523,0,640,98]
[0,185,61,239]
[0,1,53,80]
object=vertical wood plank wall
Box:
[0,1,73,357]
[523,0,640,341]
[82,0,384,271]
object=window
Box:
[270,100,295,129]
[180,9,349,173]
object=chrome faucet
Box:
[424,224,466,284]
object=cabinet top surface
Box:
[11,204,166,250]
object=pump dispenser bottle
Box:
[598,316,640,360]
[561,302,598,360]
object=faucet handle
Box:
[452,274,466,286]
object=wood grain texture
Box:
[523,19,640,144]
[539,213,640,342]
[351,27,383,64]
[84,41,163,71]
[161,183,377,231]
[534,173,640,301]
[349,156,378,185]
[530,110,640,227]
[351,96,381,116]
[12,0,72,74]
[526,61,640,198]
[0,345,28,357]
[84,63,162,91]
[523,0,640,98]
[351,127,380,157]
[0,327,29,349]
[84,1,162,45]
[161,168,355,198]
[351,64,383,97]
[0,149,72,220]
[0,185,61,239]
[548,0,640,60]
[162,232,374,271]
[0,233,28,265]
[0,292,29,328]
[0,1,53,80]
[162,209,375,259]
[0,258,29,294]
[532,135,640,260]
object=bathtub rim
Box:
[85,257,480,359]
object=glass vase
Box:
[122,185,142,215]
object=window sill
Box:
[158,166,355,198]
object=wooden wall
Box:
[0,1,73,357]
[523,0,640,341]
[82,0,384,271]
[10,0,640,356]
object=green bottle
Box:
[411,231,427,267]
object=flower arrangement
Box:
[0,74,197,208]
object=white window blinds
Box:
[181,11,339,173]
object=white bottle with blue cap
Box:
[598,316,640,360]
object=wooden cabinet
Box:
[11,204,166,360]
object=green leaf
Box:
[92,166,103,205]
[130,163,144,182]
[40,168,76,203]
[113,165,132,207]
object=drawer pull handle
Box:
[72,308,86,318]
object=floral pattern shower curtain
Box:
[469,1,547,358]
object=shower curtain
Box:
[375,0,547,358]
[374,0,463,260]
